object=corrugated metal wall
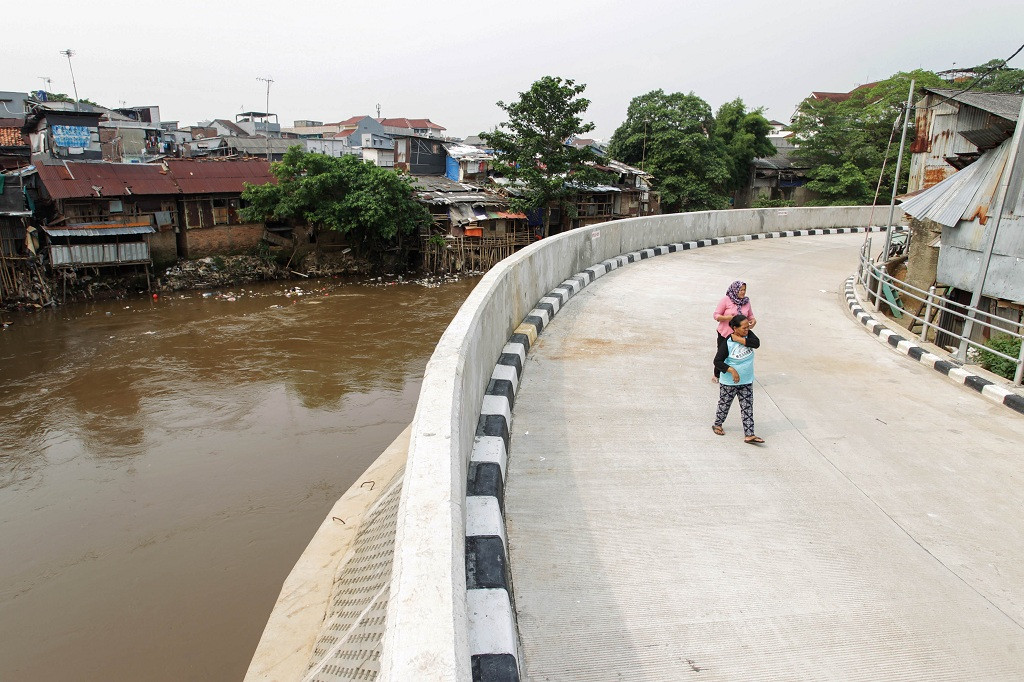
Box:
[50,241,150,266]
[937,215,1024,301]
[908,96,997,193]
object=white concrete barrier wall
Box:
[379,206,882,680]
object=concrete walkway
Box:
[506,233,1024,681]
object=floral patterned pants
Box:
[714,383,754,437]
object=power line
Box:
[920,42,1024,110]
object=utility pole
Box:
[257,76,274,161]
[640,118,648,172]
[60,49,79,111]
[882,79,915,262]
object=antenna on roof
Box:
[376,103,381,118]
[60,49,80,112]
[258,76,274,161]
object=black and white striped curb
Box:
[463,226,891,681]
[844,277,1024,415]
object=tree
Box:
[971,58,1024,94]
[37,91,101,107]
[608,90,731,212]
[713,98,776,193]
[482,76,608,237]
[789,69,946,205]
[240,147,431,266]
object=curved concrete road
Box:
[506,233,1024,681]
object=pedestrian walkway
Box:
[506,233,1024,680]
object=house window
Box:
[109,200,123,213]
[212,198,231,225]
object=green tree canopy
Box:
[713,98,777,192]
[482,76,609,236]
[240,147,431,264]
[789,69,946,205]
[37,92,100,107]
[608,90,732,212]
[970,58,1024,94]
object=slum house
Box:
[393,133,448,175]
[99,119,164,163]
[735,138,812,208]
[23,106,104,161]
[899,135,1024,348]
[591,159,658,217]
[0,166,39,302]
[493,178,632,236]
[31,160,178,288]
[0,118,31,170]
[412,175,528,273]
[907,88,1023,193]
[219,137,296,161]
[31,158,277,269]
[234,112,280,137]
[163,159,276,258]
[443,142,491,183]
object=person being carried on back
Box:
[712,314,765,445]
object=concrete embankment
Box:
[252,206,886,681]
[246,427,409,681]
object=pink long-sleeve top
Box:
[714,296,754,337]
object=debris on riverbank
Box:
[359,271,483,289]
[2,252,481,312]
[159,255,281,292]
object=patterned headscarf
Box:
[726,280,749,307]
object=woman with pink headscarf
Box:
[712,281,756,382]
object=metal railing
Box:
[858,237,1024,385]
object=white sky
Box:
[6,0,1023,140]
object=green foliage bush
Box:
[752,197,794,208]
[979,334,1022,380]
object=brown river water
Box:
[0,276,478,681]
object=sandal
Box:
[712,425,725,436]
[744,436,765,445]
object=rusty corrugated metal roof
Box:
[165,159,275,194]
[35,162,180,200]
[923,88,1023,122]
[36,159,277,200]
[901,138,1012,227]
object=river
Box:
[0,275,478,680]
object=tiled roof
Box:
[0,127,27,146]
[331,115,369,126]
[378,117,445,130]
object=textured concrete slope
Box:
[506,233,1024,681]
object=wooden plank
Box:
[881,282,904,318]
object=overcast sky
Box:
[6,1,1023,140]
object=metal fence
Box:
[857,237,1024,385]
